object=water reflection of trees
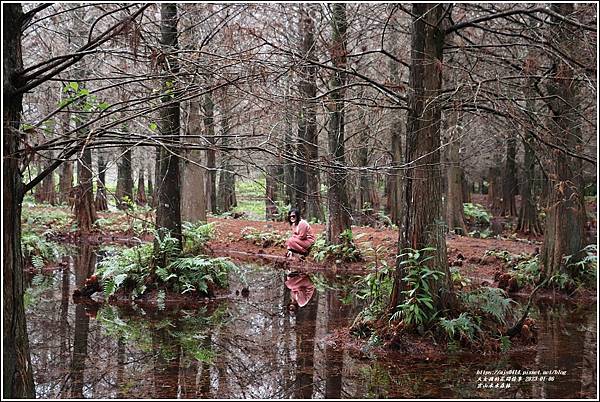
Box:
[26,260,596,399]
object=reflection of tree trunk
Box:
[325,289,349,399]
[59,258,71,398]
[535,304,586,398]
[152,334,181,398]
[180,349,198,398]
[293,292,318,399]
[69,245,96,398]
[116,339,126,398]
[198,334,211,398]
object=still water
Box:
[26,245,596,399]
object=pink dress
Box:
[285,219,315,254]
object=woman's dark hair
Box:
[287,208,302,225]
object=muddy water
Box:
[26,247,596,399]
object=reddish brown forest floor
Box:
[206,216,541,284]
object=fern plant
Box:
[391,247,445,328]
[240,227,285,248]
[439,312,481,344]
[182,221,215,254]
[310,230,362,263]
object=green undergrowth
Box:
[241,226,286,248]
[96,222,242,301]
[22,203,74,233]
[346,246,519,353]
[463,203,491,225]
[311,229,363,263]
[21,230,65,269]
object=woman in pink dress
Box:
[285,208,315,258]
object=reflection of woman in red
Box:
[285,272,315,310]
[285,208,315,259]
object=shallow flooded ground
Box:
[26,246,596,399]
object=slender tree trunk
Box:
[295,4,317,216]
[95,154,108,211]
[58,100,74,205]
[488,164,503,214]
[115,144,134,209]
[326,3,352,244]
[501,132,518,216]
[217,91,237,213]
[445,111,467,235]
[541,3,586,280]
[390,4,451,312]
[181,100,207,223]
[3,5,35,398]
[356,109,379,225]
[203,87,218,214]
[156,3,182,243]
[37,152,57,204]
[283,113,296,206]
[386,15,404,226]
[265,164,279,220]
[136,167,147,206]
[75,140,97,232]
[518,75,543,236]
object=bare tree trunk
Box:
[265,164,279,220]
[445,111,467,235]
[326,3,352,244]
[136,167,147,206]
[37,152,57,204]
[390,3,451,311]
[488,163,503,214]
[385,13,404,226]
[283,112,296,207]
[181,100,207,223]
[3,5,35,398]
[296,4,324,222]
[217,90,237,213]
[75,142,97,232]
[95,154,108,211]
[115,144,134,209]
[203,87,218,214]
[501,132,518,217]
[156,3,182,243]
[58,99,74,205]
[541,3,586,280]
[518,74,542,236]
